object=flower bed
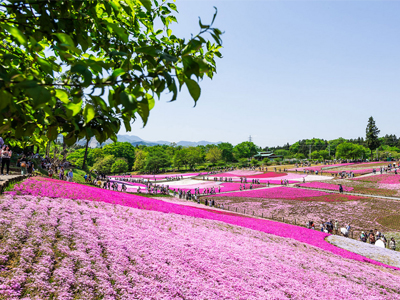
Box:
[1,195,399,298]
[299,182,354,192]
[210,186,363,202]
[206,170,263,177]
[171,182,265,194]
[7,178,392,270]
[353,174,400,184]
[245,172,286,178]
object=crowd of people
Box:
[305,219,397,250]
[359,229,397,250]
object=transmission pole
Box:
[249,135,252,143]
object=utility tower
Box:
[249,135,252,143]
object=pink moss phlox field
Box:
[171,182,265,193]
[208,170,263,177]
[211,186,363,202]
[353,174,400,184]
[9,178,397,271]
[245,172,286,178]
[299,182,354,192]
[1,196,400,299]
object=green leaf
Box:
[83,104,96,124]
[89,95,108,111]
[167,29,172,37]
[145,93,155,110]
[3,24,28,46]
[120,92,137,111]
[64,100,82,117]
[167,3,178,12]
[0,90,12,110]
[106,23,129,43]
[184,78,201,104]
[111,68,126,78]
[37,58,54,76]
[135,46,158,56]
[25,86,52,108]
[137,99,150,126]
[138,0,152,10]
[53,33,75,47]
[71,64,92,87]
[47,126,58,140]
[55,89,69,104]
[160,52,178,62]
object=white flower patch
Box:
[327,235,400,268]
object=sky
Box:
[119,0,400,147]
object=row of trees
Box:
[270,117,392,160]
[66,141,261,173]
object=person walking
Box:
[368,230,376,245]
[1,145,12,175]
[389,238,396,250]
[68,170,73,182]
[20,155,28,175]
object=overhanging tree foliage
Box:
[0,0,223,148]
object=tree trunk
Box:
[82,139,89,170]
[46,141,50,157]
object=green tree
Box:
[205,147,222,163]
[144,149,171,173]
[294,153,306,160]
[336,142,368,160]
[311,150,330,160]
[185,147,203,169]
[173,149,186,170]
[250,158,260,166]
[233,142,258,159]
[111,158,129,174]
[92,155,115,174]
[102,142,136,169]
[218,142,234,162]
[0,0,223,149]
[262,157,270,165]
[133,149,148,171]
[366,117,380,160]
[238,158,248,167]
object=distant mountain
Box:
[76,135,221,148]
[116,135,144,143]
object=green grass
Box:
[71,168,90,184]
